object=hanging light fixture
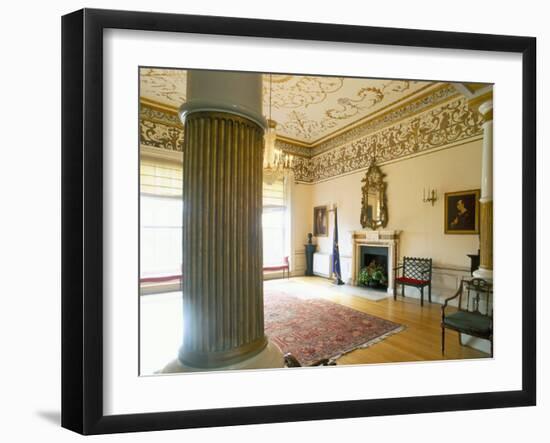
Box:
[263,74,294,185]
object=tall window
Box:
[262,175,290,266]
[140,158,183,279]
[140,157,292,286]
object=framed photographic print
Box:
[62,8,536,435]
[444,189,481,234]
[313,205,329,237]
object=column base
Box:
[158,341,285,373]
[473,267,493,282]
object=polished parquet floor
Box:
[286,276,489,365]
[140,276,489,374]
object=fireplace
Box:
[351,230,400,294]
[360,245,389,290]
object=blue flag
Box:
[332,207,344,285]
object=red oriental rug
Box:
[264,291,404,366]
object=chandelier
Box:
[264,75,293,185]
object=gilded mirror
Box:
[360,162,388,229]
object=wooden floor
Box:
[289,277,489,365]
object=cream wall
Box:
[291,182,313,275]
[307,140,482,270]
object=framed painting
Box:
[313,205,329,237]
[444,189,481,234]
[62,8,536,435]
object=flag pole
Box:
[331,204,345,285]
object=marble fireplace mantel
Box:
[350,230,401,294]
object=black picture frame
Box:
[62,8,536,435]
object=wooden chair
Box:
[441,278,493,356]
[263,256,290,279]
[394,257,433,306]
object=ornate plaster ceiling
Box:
[140,68,437,146]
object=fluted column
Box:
[472,96,493,281]
[167,70,283,370]
[179,111,267,367]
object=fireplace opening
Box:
[359,245,389,291]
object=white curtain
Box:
[140,157,293,276]
[262,173,291,266]
[140,159,183,278]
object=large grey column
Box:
[169,71,284,370]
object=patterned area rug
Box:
[264,291,404,366]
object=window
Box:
[140,159,183,280]
[140,157,292,289]
[140,195,182,278]
[262,175,290,267]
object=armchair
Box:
[441,278,493,356]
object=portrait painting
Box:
[313,205,328,237]
[444,189,480,234]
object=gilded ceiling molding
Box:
[140,102,182,127]
[140,102,312,158]
[279,109,340,140]
[325,80,412,120]
[140,118,184,152]
[265,76,344,110]
[274,139,312,158]
[290,156,313,182]
[138,88,483,183]
[310,84,459,156]
[140,68,438,144]
[294,97,483,183]
[272,79,424,142]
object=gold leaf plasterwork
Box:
[140,119,184,152]
[277,81,418,142]
[274,140,312,158]
[138,92,483,184]
[140,105,182,127]
[325,80,412,120]
[279,110,340,140]
[140,68,187,108]
[141,68,434,144]
[295,98,483,183]
[326,87,385,120]
[264,76,344,109]
[311,84,458,156]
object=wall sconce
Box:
[423,187,438,206]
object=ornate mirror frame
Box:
[360,161,388,229]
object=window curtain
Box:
[262,174,290,266]
[140,159,183,197]
[140,156,293,280]
[140,158,183,280]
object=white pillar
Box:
[473,99,493,281]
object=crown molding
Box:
[140,82,460,155]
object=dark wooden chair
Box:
[394,257,433,306]
[263,256,290,279]
[441,278,493,356]
[284,353,337,367]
